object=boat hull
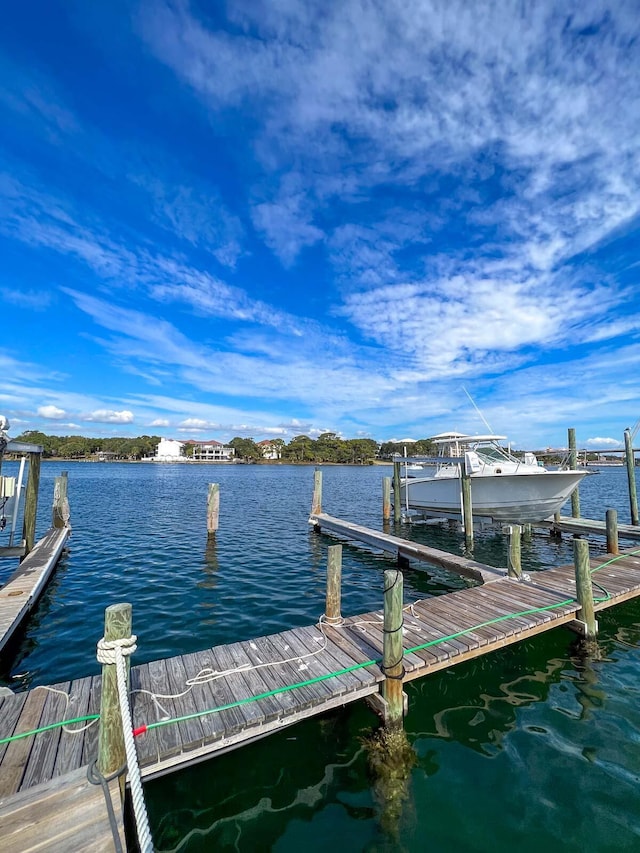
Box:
[399,470,587,523]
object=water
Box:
[1,463,639,851]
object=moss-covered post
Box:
[21,452,41,559]
[393,462,401,523]
[312,469,323,517]
[207,483,220,537]
[507,524,522,579]
[568,428,580,518]
[573,538,597,639]
[52,471,69,528]
[325,544,342,624]
[98,603,132,781]
[382,476,391,522]
[606,509,619,555]
[382,569,405,729]
[624,428,639,526]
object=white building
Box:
[258,440,282,460]
[188,440,235,462]
[154,438,185,462]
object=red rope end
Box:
[133,725,147,737]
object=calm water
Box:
[1,462,639,852]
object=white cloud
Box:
[585,437,623,449]
[150,418,170,427]
[38,405,66,419]
[82,410,134,424]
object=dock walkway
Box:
[0,526,71,654]
[1,546,640,794]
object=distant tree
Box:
[283,435,316,462]
[229,437,262,461]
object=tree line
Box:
[12,430,437,464]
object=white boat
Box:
[395,432,588,523]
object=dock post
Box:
[507,525,522,579]
[624,428,639,526]
[382,569,405,729]
[382,476,391,521]
[207,483,220,537]
[52,471,69,528]
[312,469,323,516]
[325,544,342,624]
[573,538,597,639]
[21,452,41,559]
[393,462,401,523]
[606,509,619,555]
[98,603,133,784]
[461,469,473,546]
[568,428,581,518]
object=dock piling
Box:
[568,428,581,518]
[507,525,522,579]
[382,476,391,522]
[325,544,342,624]
[606,509,619,555]
[52,471,69,529]
[207,483,220,537]
[461,468,473,546]
[393,463,401,523]
[572,538,597,639]
[97,603,133,782]
[382,569,405,729]
[312,469,323,517]
[624,428,639,526]
[21,453,41,559]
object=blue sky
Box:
[1,1,639,450]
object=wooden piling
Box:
[207,483,220,536]
[52,471,69,529]
[382,569,405,729]
[21,453,41,558]
[507,524,522,579]
[573,538,597,639]
[606,509,619,555]
[568,428,580,518]
[624,428,639,526]
[98,603,132,780]
[393,462,401,523]
[461,468,473,546]
[382,477,391,521]
[325,544,342,624]
[312,469,323,517]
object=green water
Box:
[1,463,639,851]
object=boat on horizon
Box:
[393,432,589,524]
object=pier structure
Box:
[2,473,640,849]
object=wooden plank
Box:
[0,692,28,767]
[52,677,92,779]
[190,646,263,734]
[291,626,375,693]
[177,648,244,742]
[144,659,183,761]
[162,654,206,752]
[213,640,286,721]
[0,766,124,853]
[81,675,103,771]
[19,682,70,791]
[0,688,47,797]
[279,626,359,697]
[130,665,160,769]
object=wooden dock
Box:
[0,766,125,852]
[1,545,640,799]
[0,526,71,654]
[537,514,640,541]
[309,512,505,583]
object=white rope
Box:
[114,644,154,853]
[96,635,138,665]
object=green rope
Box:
[0,714,99,746]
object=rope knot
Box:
[96,635,138,665]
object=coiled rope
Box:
[97,635,154,853]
